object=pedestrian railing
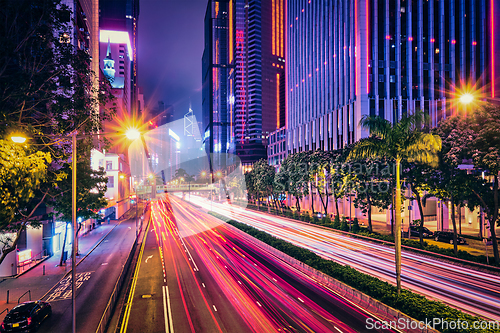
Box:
[17,250,47,275]
[17,290,31,304]
[0,308,9,318]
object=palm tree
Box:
[348,111,441,294]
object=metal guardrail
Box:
[17,250,46,275]
[0,308,9,317]
[17,290,31,304]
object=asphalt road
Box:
[122,194,397,333]
[187,195,500,322]
[38,219,136,333]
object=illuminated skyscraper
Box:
[233,0,286,165]
[202,0,233,169]
[287,0,500,154]
[203,0,286,168]
[100,0,140,116]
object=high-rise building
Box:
[233,0,286,165]
[202,0,233,169]
[203,0,286,168]
[287,0,500,155]
[100,0,140,116]
[99,31,133,120]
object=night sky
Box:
[138,0,207,123]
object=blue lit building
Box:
[202,0,232,169]
[203,0,286,168]
[287,0,500,154]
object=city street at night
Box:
[1,0,500,332]
[185,194,500,322]
[119,195,398,332]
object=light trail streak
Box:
[155,195,398,332]
[186,195,500,321]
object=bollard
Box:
[6,290,9,304]
[43,265,45,275]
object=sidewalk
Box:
[0,219,120,321]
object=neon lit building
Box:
[203,0,287,168]
[287,0,500,154]
[100,0,140,116]
[202,0,233,169]
[232,0,287,165]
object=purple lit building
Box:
[286,0,500,154]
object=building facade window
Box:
[107,176,114,188]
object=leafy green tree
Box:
[328,151,350,218]
[309,150,332,215]
[403,162,434,246]
[348,111,441,294]
[0,141,52,263]
[49,145,108,265]
[275,152,309,212]
[436,105,500,264]
[350,158,394,233]
[252,159,276,210]
[469,104,500,265]
[174,168,188,180]
[0,0,114,265]
[245,171,256,204]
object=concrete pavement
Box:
[0,221,119,319]
[0,209,148,333]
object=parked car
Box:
[0,301,51,333]
[434,231,468,245]
[409,226,434,238]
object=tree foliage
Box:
[348,111,442,294]
[0,140,51,229]
[0,0,114,264]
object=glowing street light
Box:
[459,93,474,105]
[201,171,207,178]
[9,126,142,333]
[125,128,141,140]
[216,171,222,178]
[10,135,27,143]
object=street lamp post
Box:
[11,127,141,333]
[71,132,77,333]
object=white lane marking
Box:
[163,286,174,333]
[162,286,168,333]
[179,237,199,271]
[256,301,262,307]
[213,305,217,312]
[298,297,304,303]
[145,255,153,263]
[202,283,206,288]
[334,327,343,333]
